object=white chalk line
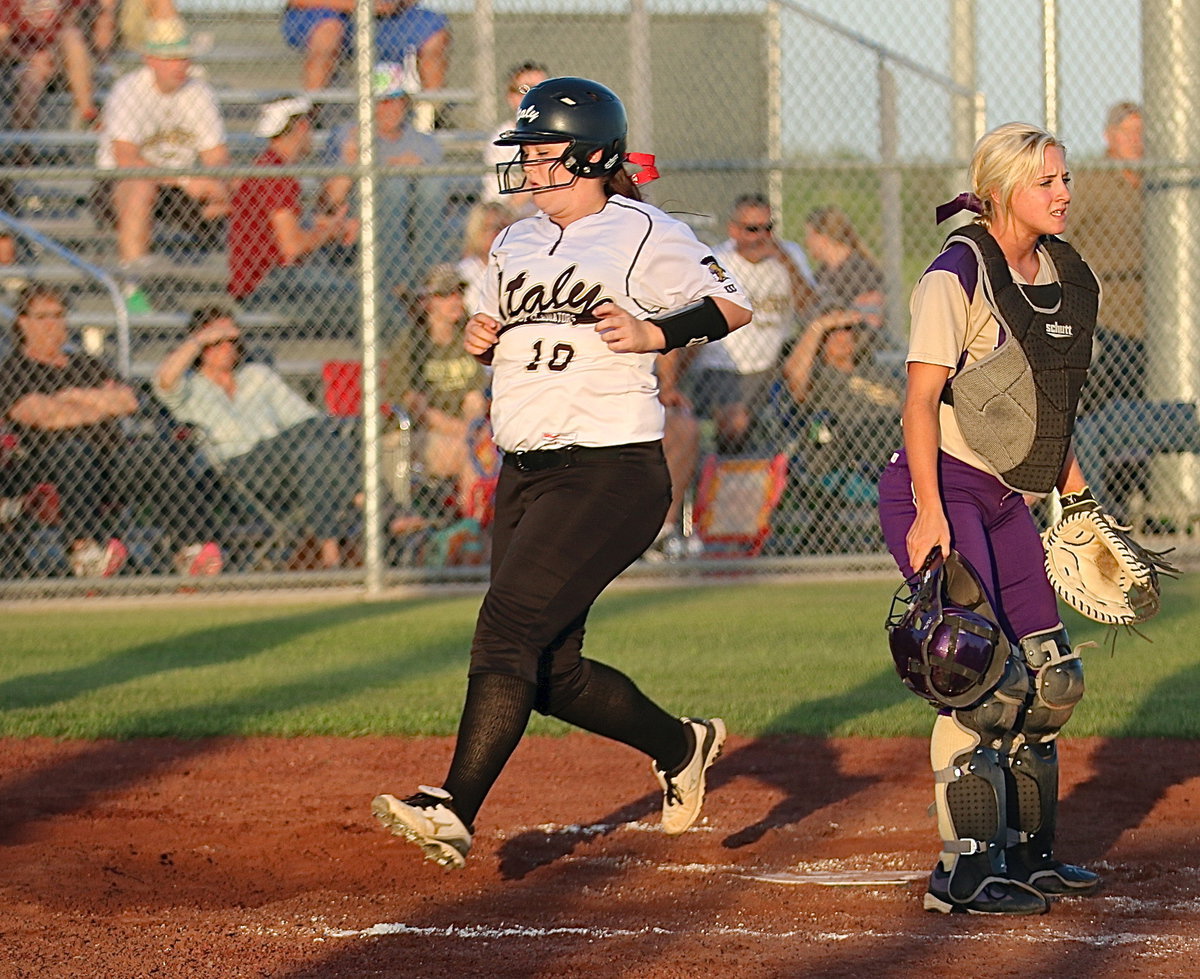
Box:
[326,921,1200,954]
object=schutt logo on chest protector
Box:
[501,265,613,326]
[1045,321,1074,338]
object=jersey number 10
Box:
[525,340,576,372]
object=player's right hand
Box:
[464,313,500,361]
[906,506,951,577]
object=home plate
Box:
[745,869,927,886]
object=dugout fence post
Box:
[1143,0,1200,529]
[353,0,384,594]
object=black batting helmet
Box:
[494,76,628,193]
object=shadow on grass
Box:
[0,599,469,843]
[0,599,459,723]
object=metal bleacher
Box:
[1,10,484,386]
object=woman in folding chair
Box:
[154,305,360,569]
[370,76,752,868]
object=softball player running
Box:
[373,77,752,868]
[879,123,1102,914]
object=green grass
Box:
[3,574,1199,739]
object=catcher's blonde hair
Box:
[969,122,1067,230]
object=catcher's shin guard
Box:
[925,657,1046,913]
[927,702,1044,913]
[1006,627,1100,896]
[1006,739,1101,895]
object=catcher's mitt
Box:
[1042,488,1179,626]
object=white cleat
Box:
[372,785,472,869]
[652,717,726,835]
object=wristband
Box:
[1060,486,1100,517]
[651,296,730,352]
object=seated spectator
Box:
[0,284,221,577]
[228,96,358,336]
[665,193,816,456]
[116,0,177,55]
[0,0,97,133]
[84,0,116,66]
[793,204,885,339]
[783,318,901,504]
[95,16,229,280]
[321,62,445,298]
[282,0,448,95]
[456,200,515,313]
[382,264,488,507]
[155,305,362,570]
[481,61,548,214]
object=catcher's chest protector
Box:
[942,225,1098,494]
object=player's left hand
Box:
[593,301,665,354]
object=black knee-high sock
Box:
[551,660,689,773]
[442,672,536,827]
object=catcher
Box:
[878,122,1173,916]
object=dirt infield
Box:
[3,735,1199,978]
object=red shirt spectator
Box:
[0,0,83,53]
[227,148,297,299]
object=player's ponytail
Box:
[604,165,643,202]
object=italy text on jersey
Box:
[499,265,612,329]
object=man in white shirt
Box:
[96,17,229,270]
[661,193,816,454]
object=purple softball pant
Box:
[877,449,1061,643]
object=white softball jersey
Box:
[693,239,813,374]
[480,195,752,452]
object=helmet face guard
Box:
[493,76,628,196]
[495,143,579,195]
[885,550,1008,709]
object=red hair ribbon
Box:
[626,152,659,185]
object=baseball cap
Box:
[372,61,415,100]
[141,16,210,59]
[256,96,313,139]
[421,263,466,297]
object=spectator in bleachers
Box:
[481,61,548,214]
[0,0,97,133]
[228,96,358,336]
[155,304,362,570]
[783,316,901,505]
[282,0,448,95]
[793,205,885,338]
[87,0,115,65]
[96,16,229,281]
[663,193,816,456]
[0,283,222,577]
[116,0,177,55]
[1070,101,1146,412]
[320,61,445,299]
[456,200,515,314]
[382,263,487,502]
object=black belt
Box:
[502,442,650,472]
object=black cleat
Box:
[923,863,1050,915]
[1021,861,1102,897]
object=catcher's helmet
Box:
[493,76,628,194]
[885,550,1008,710]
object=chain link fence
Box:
[1,0,1195,595]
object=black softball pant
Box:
[469,440,672,714]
